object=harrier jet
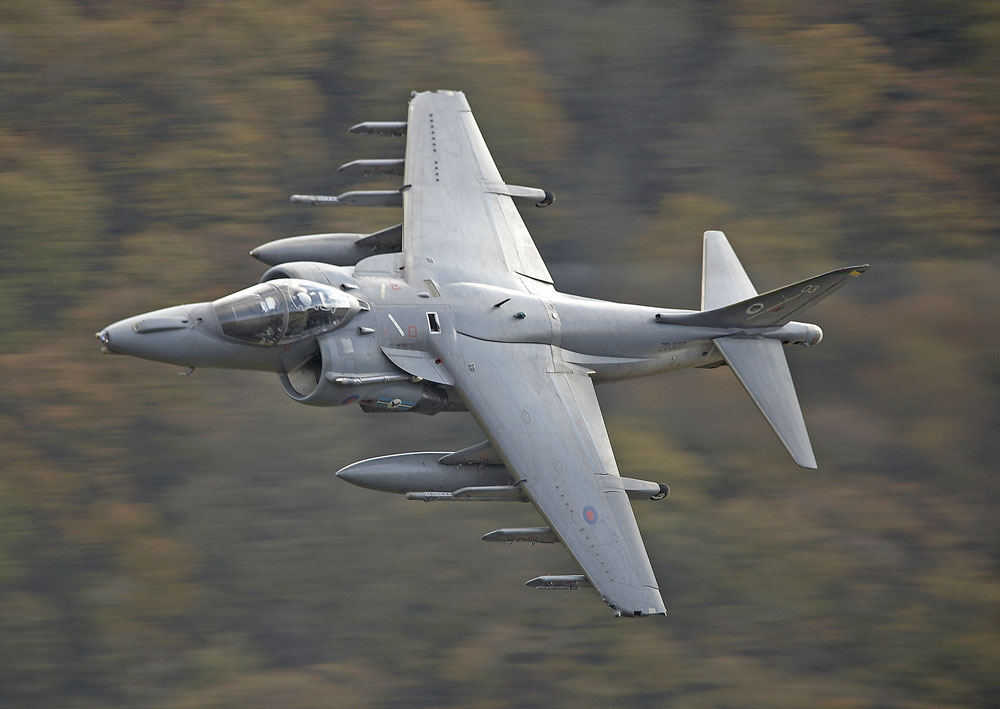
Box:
[99,90,867,617]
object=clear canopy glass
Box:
[213,279,355,345]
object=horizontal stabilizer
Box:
[525,575,590,590]
[714,336,817,468]
[657,264,869,329]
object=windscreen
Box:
[213,279,355,345]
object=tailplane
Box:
[714,336,817,468]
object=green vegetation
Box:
[2,2,998,706]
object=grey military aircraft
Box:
[99,90,867,617]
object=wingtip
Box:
[794,451,819,470]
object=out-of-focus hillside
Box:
[1,1,997,706]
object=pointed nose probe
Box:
[96,329,115,354]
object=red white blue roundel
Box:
[583,506,598,525]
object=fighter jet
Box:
[99,90,867,617]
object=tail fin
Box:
[702,230,758,310]
[671,231,867,468]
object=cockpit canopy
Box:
[213,278,359,346]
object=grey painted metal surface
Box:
[716,337,817,469]
[482,528,558,544]
[99,90,867,617]
[338,158,406,177]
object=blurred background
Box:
[2,1,998,706]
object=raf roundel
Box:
[583,506,598,525]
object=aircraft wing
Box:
[436,334,666,616]
[389,91,663,615]
[399,90,554,290]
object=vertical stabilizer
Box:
[713,336,818,469]
[693,231,863,468]
[702,231,757,310]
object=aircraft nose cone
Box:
[98,305,200,365]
